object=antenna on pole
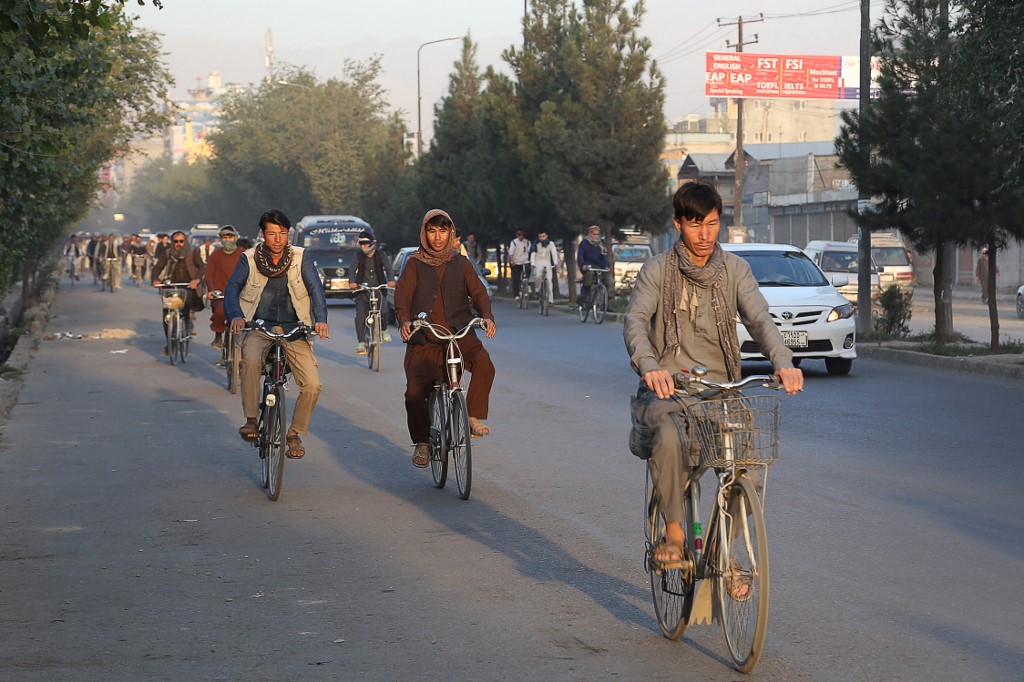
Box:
[265,28,275,80]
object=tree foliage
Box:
[0,0,171,291]
[835,0,1024,347]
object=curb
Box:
[857,343,1024,380]
[0,268,58,422]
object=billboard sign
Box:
[706,52,878,100]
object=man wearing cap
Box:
[577,225,613,309]
[508,229,531,299]
[349,230,395,355]
[204,225,243,348]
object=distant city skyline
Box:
[133,0,878,142]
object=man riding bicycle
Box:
[623,180,803,564]
[204,225,243,349]
[348,230,395,355]
[395,209,496,468]
[530,230,560,304]
[152,230,205,346]
[224,209,329,460]
[508,229,531,300]
[576,225,612,308]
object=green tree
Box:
[0,1,171,294]
[503,0,668,297]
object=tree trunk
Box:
[987,238,1000,353]
[564,239,578,304]
[932,242,954,343]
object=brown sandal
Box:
[468,417,490,437]
[286,434,305,459]
[412,442,429,468]
[238,420,258,441]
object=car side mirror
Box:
[481,268,491,277]
[831,274,849,287]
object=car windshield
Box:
[736,251,830,287]
[818,250,860,273]
[301,229,361,250]
[613,245,652,262]
[871,246,910,266]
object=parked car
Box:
[612,242,653,294]
[294,215,374,300]
[803,240,891,307]
[392,246,495,301]
[848,232,916,295]
[483,247,511,281]
[188,224,221,249]
[722,243,857,376]
[1016,283,1024,319]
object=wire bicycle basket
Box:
[687,395,781,468]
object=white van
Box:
[848,233,915,295]
[803,240,888,307]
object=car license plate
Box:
[783,330,808,348]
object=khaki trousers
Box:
[240,332,321,434]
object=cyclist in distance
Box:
[224,209,329,460]
[63,234,83,280]
[349,230,395,355]
[530,229,560,305]
[395,209,496,468]
[576,224,613,307]
[151,230,205,344]
[508,228,531,300]
[99,232,125,290]
[204,225,243,349]
[623,179,803,564]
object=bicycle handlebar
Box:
[674,365,781,393]
[410,314,485,341]
[242,320,314,339]
[155,281,192,288]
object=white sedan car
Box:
[722,243,858,376]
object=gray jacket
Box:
[624,249,793,382]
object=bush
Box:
[874,285,913,338]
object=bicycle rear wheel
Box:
[646,477,694,640]
[451,391,472,500]
[166,314,178,365]
[593,285,608,324]
[265,387,287,501]
[716,475,769,673]
[428,390,448,488]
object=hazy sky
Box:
[132,0,880,139]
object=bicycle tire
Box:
[178,320,189,364]
[259,385,271,489]
[593,285,608,324]
[451,391,472,500]
[166,314,178,366]
[716,475,769,673]
[428,390,448,488]
[518,283,528,310]
[578,294,590,323]
[266,387,287,501]
[368,314,381,372]
[539,280,549,316]
[646,484,694,640]
[227,332,240,394]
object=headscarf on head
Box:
[411,208,457,268]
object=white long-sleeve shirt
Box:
[530,241,560,269]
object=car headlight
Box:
[827,303,855,322]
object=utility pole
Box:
[856,0,872,333]
[719,14,761,241]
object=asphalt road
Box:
[1,281,1022,680]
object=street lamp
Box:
[417,35,461,159]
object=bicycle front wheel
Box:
[716,475,769,673]
[178,320,189,363]
[578,295,590,323]
[593,285,608,324]
[539,281,549,316]
[166,314,179,366]
[227,333,240,394]
[428,390,448,488]
[646,486,694,640]
[368,316,381,372]
[451,391,472,500]
[265,387,287,501]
